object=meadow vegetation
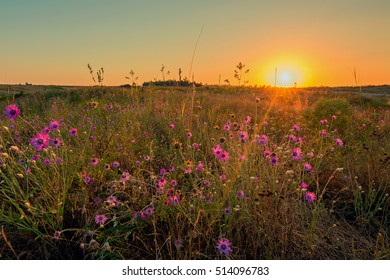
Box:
[0,85,389,259]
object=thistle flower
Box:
[305,191,317,203]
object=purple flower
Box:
[216,238,232,256]
[238,131,249,142]
[4,104,20,120]
[218,150,230,162]
[303,162,312,171]
[300,182,308,189]
[49,120,60,131]
[291,147,303,161]
[69,128,78,136]
[112,161,120,168]
[196,162,204,172]
[270,155,279,165]
[237,189,245,199]
[95,214,108,225]
[336,138,343,147]
[107,195,120,206]
[305,191,317,203]
[292,124,300,131]
[256,134,269,146]
[30,132,50,151]
[90,157,99,166]
[49,137,62,148]
[174,238,184,249]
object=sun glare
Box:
[259,56,310,87]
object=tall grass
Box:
[0,86,389,259]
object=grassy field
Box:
[0,84,389,259]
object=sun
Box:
[257,56,311,87]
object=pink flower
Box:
[30,132,50,151]
[292,124,300,131]
[186,131,192,138]
[256,134,268,146]
[90,157,99,166]
[223,123,231,131]
[69,128,78,136]
[95,214,108,225]
[305,191,316,203]
[4,104,20,120]
[216,238,232,256]
[336,138,343,147]
[270,155,279,165]
[244,115,251,124]
[49,137,62,148]
[291,147,303,161]
[238,131,249,142]
[303,162,312,171]
[300,182,308,189]
[49,120,60,131]
[169,123,175,129]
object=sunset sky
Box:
[1,0,389,87]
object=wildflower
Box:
[220,174,227,182]
[4,104,20,120]
[303,162,312,171]
[95,214,108,225]
[169,123,175,129]
[170,179,178,187]
[224,207,231,216]
[291,147,303,161]
[104,163,111,170]
[256,134,268,146]
[120,171,130,181]
[93,197,102,205]
[90,157,99,166]
[158,177,167,190]
[320,119,328,125]
[332,115,337,120]
[212,144,223,157]
[270,155,279,165]
[107,195,120,207]
[30,132,50,151]
[186,131,192,138]
[160,168,167,176]
[300,182,308,189]
[238,131,249,142]
[216,238,232,256]
[262,149,272,158]
[196,162,204,172]
[55,157,63,165]
[49,137,62,148]
[237,190,245,199]
[292,124,300,131]
[112,161,120,168]
[321,130,327,137]
[203,179,211,187]
[218,150,230,162]
[223,123,231,131]
[192,143,199,150]
[305,191,317,203]
[141,207,154,219]
[69,128,78,136]
[307,151,314,158]
[41,127,50,134]
[263,121,269,126]
[239,154,245,161]
[82,173,93,184]
[169,165,175,172]
[336,138,343,147]
[54,231,61,239]
[244,115,251,124]
[49,120,60,131]
[289,134,297,142]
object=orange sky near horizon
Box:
[1,0,389,87]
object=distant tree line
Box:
[142,79,202,87]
